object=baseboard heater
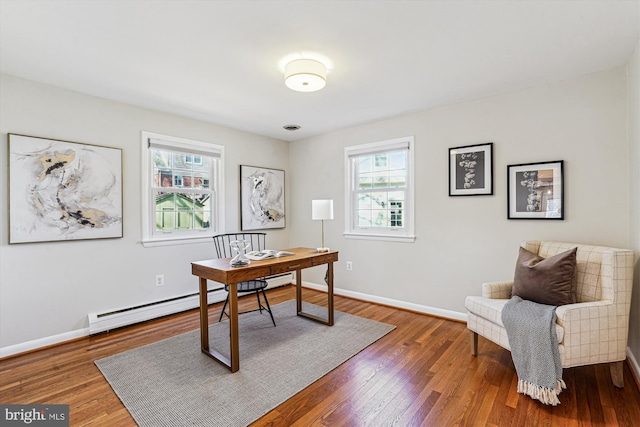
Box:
[87,273,293,334]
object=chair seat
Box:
[465,296,564,343]
[224,279,268,293]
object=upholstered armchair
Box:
[465,241,634,387]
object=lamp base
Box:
[316,247,330,253]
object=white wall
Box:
[628,39,640,373]
[0,74,290,352]
[289,67,630,317]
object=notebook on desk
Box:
[246,250,294,261]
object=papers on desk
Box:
[246,250,294,261]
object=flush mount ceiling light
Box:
[284,59,327,92]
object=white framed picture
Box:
[240,165,285,230]
[507,160,564,219]
[449,142,494,196]
[8,134,123,243]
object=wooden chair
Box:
[212,232,276,327]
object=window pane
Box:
[181,175,193,188]
[389,151,406,169]
[172,153,184,168]
[177,211,193,229]
[373,154,388,170]
[372,209,388,227]
[373,171,388,188]
[192,173,208,189]
[198,211,211,229]
[157,211,175,230]
[357,194,372,209]
[154,151,171,169]
[357,174,373,190]
[159,172,173,187]
[176,193,194,210]
[389,171,406,188]
[193,193,207,210]
[358,156,372,173]
[389,191,404,201]
[370,192,388,209]
[357,210,372,227]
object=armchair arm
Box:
[554,299,629,365]
[554,300,612,328]
[481,281,513,299]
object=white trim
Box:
[343,231,416,243]
[141,235,215,248]
[301,280,467,322]
[628,347,640,386]
[0,328,90,359]
[140,131,225,246]
[345,137,410,157]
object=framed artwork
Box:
[449,142,493,196]
[507,160,564,220]
[240,165,285,230]
[8,134,123,243]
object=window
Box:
[141,132,224,246]
[344,136,415,242]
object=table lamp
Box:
[312,199,334,253]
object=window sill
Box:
[343,231,416,243]
[141,235,214,248]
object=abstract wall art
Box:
[240,165,285,230]
[8,134,123,243]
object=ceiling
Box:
[1,1,638,142]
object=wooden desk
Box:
[191,247,339,372]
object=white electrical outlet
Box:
[156,274,165,286]
[346,261,352,271]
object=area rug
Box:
[95,300,395,426]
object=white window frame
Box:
[344,136,415,242]
[141,131,225,247]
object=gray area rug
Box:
[95,300,395,426]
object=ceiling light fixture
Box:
[284,59,326,92]
[283,124,301,131]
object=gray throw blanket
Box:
[501,296,566,405]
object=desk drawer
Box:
[270,258,314,275]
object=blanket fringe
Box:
[517,379,566,406]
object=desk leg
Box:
[199,278,239,372]
[296,268,302,313]
[327,262,334,326]
[199,278,209,352]
[228,283,239,372]
[296,262,335,326]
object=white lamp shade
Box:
[312,199,334,220]
[285,59,327,92]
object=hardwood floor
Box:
[1,285,639,426]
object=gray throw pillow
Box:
[512,246,577,306]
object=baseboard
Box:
[301,280,468,322]
[628,347,640,389]
[0,328,90,359]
